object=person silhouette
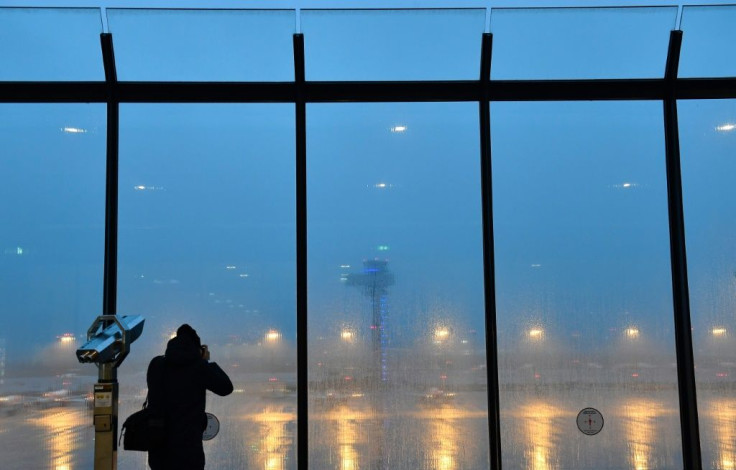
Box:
[146,324,233,469]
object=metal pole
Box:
[479,32,502,470]
[101,33,118,319]
[97,32,119,470]
[293,33,309,470]
[663,29,703,470]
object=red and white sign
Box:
[576,407,604,436]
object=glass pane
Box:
[302,9,486,80]
[116,104,296,468]
[490,7,677,79]
[679,6,736,78]
[307,103,489,469]
[492,101,682,468]
[107,9,295,81]
[0,8,104,81]
[0,104,105,468]
[679,99,736,468]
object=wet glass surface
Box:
[679,99,736,466]
[0,8,104,81]
[306,102,488,468]
[679,6,736,78]
[0,103,105,468]
[302,9,486,81]
[2,7,735,470]
[115,103,297,466]
[490,7,677,79]
[106,9,295,81]
[492,100,683,468]
[5,381,736,469]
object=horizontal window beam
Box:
[1,78,735,103]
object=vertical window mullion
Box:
[663,29,703,470]
[479,32,502,470]
[294,32,309,470]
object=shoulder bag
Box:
[120,396,166,451]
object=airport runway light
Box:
[625,327,640,339]
[57,333,75,344]
[341,329,355,342]
[434,327,450,344]
[528,328,544,341]
[62,126,87,134]
[265,329,281,343]
[712,327,727,337]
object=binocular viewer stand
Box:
[76,315,145,470]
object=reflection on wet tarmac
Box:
[706,398,736,470]
[4,386,736,469]
[33,410,80,470]
[329,407,362,470]
[519,401,563,470]
[501,392,685,470]
[250,406,294,470]
[22,408,91,470]
[622,399,661,470]
[424,406,460,470]
[308,394,487,470]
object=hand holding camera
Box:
[200,345,210,361]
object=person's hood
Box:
[164,335,201,366]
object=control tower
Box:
[347,259,394,384]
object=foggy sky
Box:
[0,5,734,372]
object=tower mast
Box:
[347,259,394,384]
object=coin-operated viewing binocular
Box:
[76,315,145,366]
[76,315,145,470]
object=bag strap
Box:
[147,355,167,410]
[118,356,168,449]
[119,392,149,447]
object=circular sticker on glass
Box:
[576,407,604,436]
[203,412,220,441]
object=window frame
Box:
[2,8,735,469]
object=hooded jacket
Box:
[146,335,233,470]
